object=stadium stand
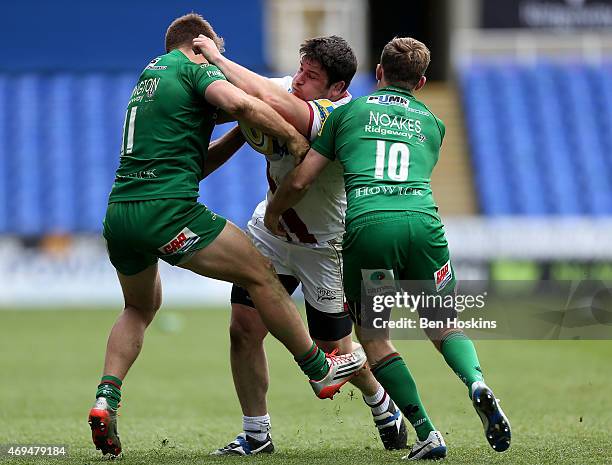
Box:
[422,83,477,215]
[460,59,612,216]
[0,74,375,235]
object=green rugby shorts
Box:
[342,211,455,304]
[103,198,226,275]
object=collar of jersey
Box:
[379,85,414,98]
[170,49,187,60]
[171,49,214,67]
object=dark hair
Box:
[165,13,224,53]
[299,35,357,92]
[380,37,430,89]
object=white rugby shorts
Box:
[246,216,345,314]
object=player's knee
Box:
[254,257,278,285]
[240,255,277,289]
[229,311,266,350]
[124,302,159,327]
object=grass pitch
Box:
[0,308,611,464]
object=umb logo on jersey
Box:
[434,260,452,292]
[159,228,200,255]
[367,94,410,108]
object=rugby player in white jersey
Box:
[193,34,408,455]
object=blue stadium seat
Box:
[492,63,548,215]
[530,61,581,215]
[461,63,513,215]
[597,62,612,171]
[461,59,612,216]
[0,76,7,233]
[42,75,76,233]
[12,75,43,235]
[562,63,610,215]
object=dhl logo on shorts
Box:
[159,227,200,255]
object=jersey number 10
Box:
[374,140,410,181]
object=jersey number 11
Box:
[120,106,138,156]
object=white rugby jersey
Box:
[244,75,352,244]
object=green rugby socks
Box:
[96,375,122,410]
[372,353,435,441]
[295,343,329,380]
[441,332,484,395]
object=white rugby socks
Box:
[243,414,271,442]
[363,385,390,416]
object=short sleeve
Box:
[189,64,227,95]
[436,116,446,145]
[311,106,341,161]
[307,99,336,140]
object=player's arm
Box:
[193,35,311,136]
[202,125,245,178]
[214,110,236,124]
[264,149,331,235]
[204,80,309,160]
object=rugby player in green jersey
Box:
[87,13,367,457]
[264,38,511,460]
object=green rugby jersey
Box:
[311,86,445,225]
[108,50,227,202]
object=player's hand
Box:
[286,134,310,166]
[192,35,223,62]
[264,210,286,236]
